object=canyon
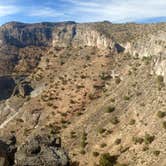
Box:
[0,21,165,166]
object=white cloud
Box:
[62,0,166,22]
[29,7,64,18]
[0,5,20,17]
[0,0,165,23]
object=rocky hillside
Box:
[0,21,166,166]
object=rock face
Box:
[53,23,115,49]
[15,134,69,166]
[0,21,115,75]
[0,22,55,47]
[0,135,16,166]
[125,31,166,58]
[0,21,115,50]
[0,140,10,166]
[125,30,166,81]
[0,134,69,166]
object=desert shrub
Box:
[115,77,121,84]
[98,128,106,134]
[70,131,77,138]
[76,112,83,116]
[114,164,128,166]
[61,119,67,124]
[129,119,136,125]
[157,75,164,83]
[142,56,152,65]
[142,145,149,151]
[110,98,115,102]
[69,161,80,166]
[157,75,165,89]
[144,133,155,144]
[105,106,115,113]
[153,150,160,156]
[115,138,121,145]
[110,116,119,125]
[157,111,165,118]
[123,96,130,101]
[93,151,100,157]
[100,143,107,148]
[80,149,86,155]
[132,136,144,144]
[47,102,53,107]
[81,131,88,148]
[162,121,166,129]
[99,153,117,166]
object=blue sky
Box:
[0,0,166,25]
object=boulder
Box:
[14,134,69,166]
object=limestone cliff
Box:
[52,23,115,49]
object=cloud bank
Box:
[0,0,166,23]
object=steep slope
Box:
[0,21,165,166]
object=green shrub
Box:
[129,119,136,125]
[110,98,115,102]
[132,136,144,144]
[81,131,88,148]
[157,75,164,83]
[93,151,100,157]
[157,111,165,118]
[99,153,117,166]
[80,149,86,155]
[123,96,130,101]
[142,145,149,151]
[98,128,106,134]
[144,133,155,144]
[110,116,119,125]
[157,75,165,89]
[153,150,160,156]
[115,77,121,84]
[115,138,121,145]
[114,164,128,166]
[100,143,107,148]
[105,106,115,113]
[162,121,166,129]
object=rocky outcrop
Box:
[0,135,16,166]
[125,31,166,58]
[0,21,116,75]
[53,23,115,49]
[0,134,69,166]
[15,134,69,166]
[124,30,166,81]
[0,22,56,47]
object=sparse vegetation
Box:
[129,119,136,125]
[157,111,165,118]
[110,116,119,125]
[115,77,121,84]
[99,153,117,166]
[157,75,165,90]
[98,128,106,134]
[115,138,121,145]
[153,150,160,156]
[162,121,166,129]
[144,133,155,145]
[132,136,144,144]
[100,143,107,148]
[123,96,130,101]
[93,151,100,157]
[105,106,115,113]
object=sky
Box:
[0,0,166,25]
